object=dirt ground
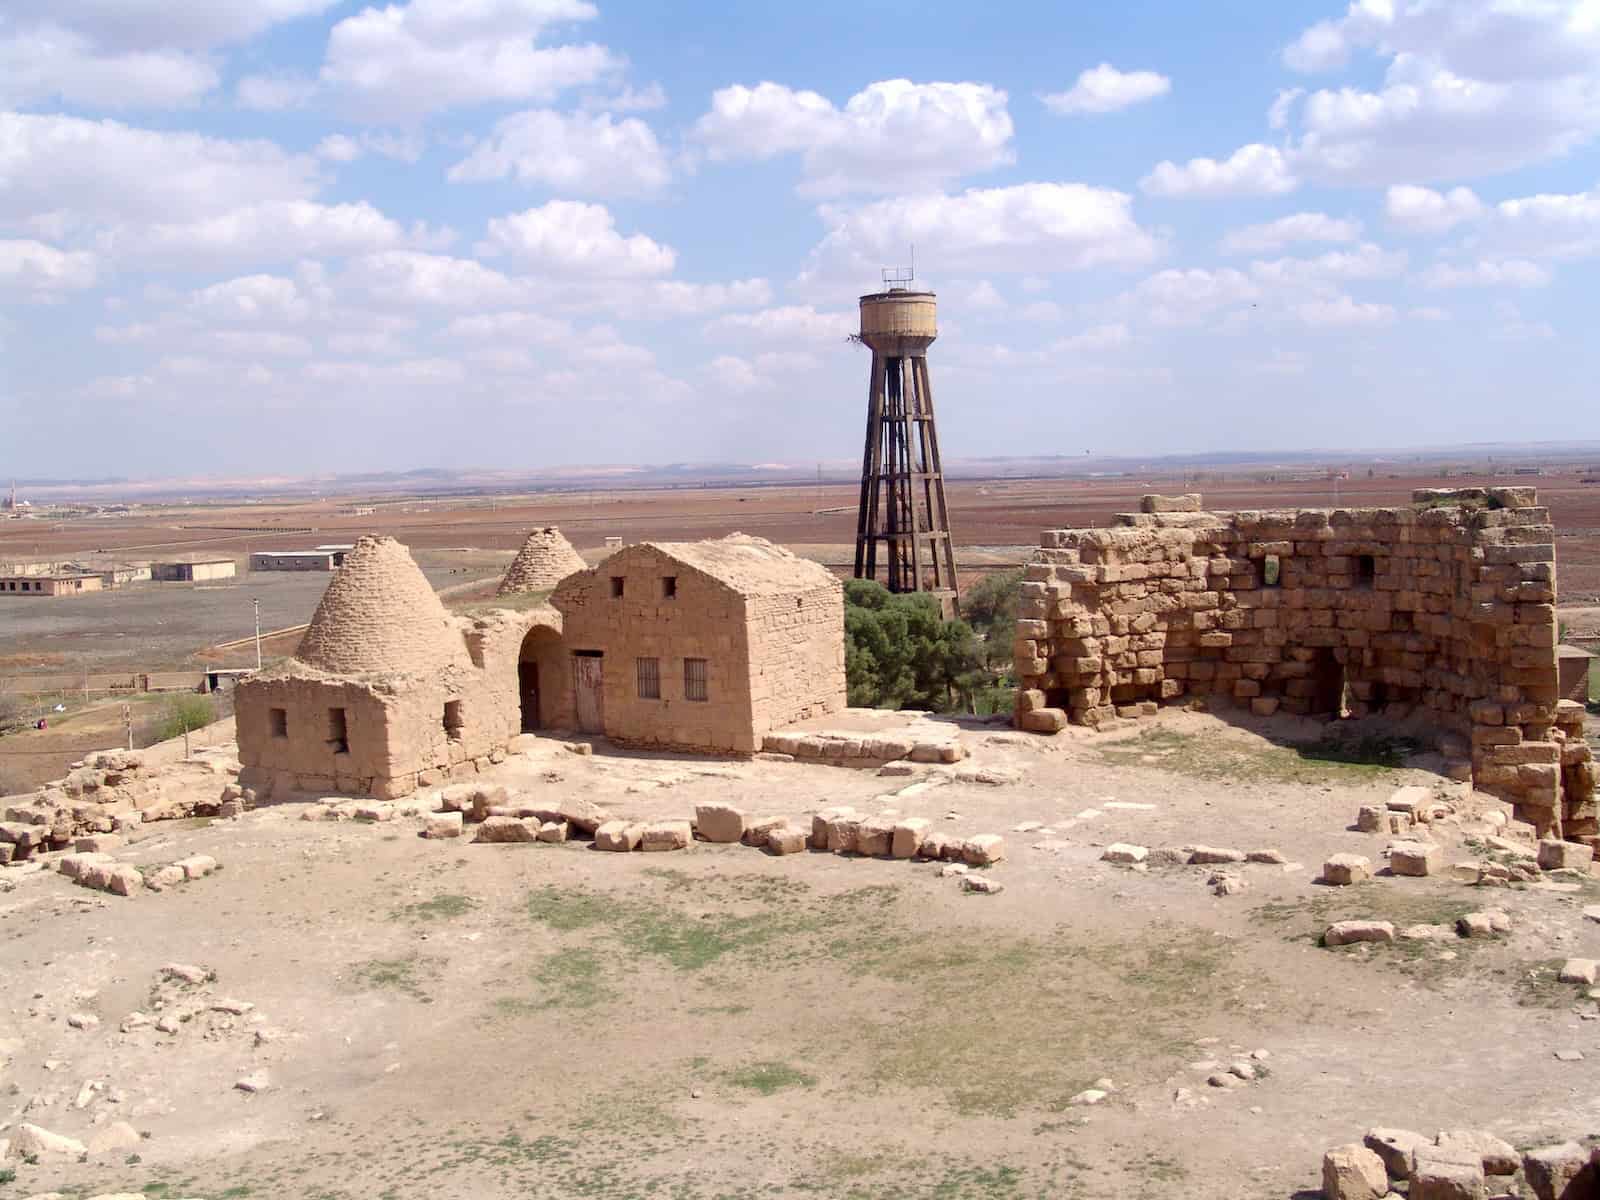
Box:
[4,710,1599,1199]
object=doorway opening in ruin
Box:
[1356,554,1376,589]
[1309,649,1345,717]
[518,625,565,733]
[443,700,464,742]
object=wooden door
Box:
[573,653,604,733]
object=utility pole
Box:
[253,597,262,670]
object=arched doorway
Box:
[518,625,565,733]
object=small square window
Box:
[662,576,676,599]
[610,576,624,598]
[327,706,349,754]
[1357,554,1376,589]
[269,707,288,738]
[684,657,708,702]
[1261,554,1281,587]
[443,700,464,741]
[636,656,660,700]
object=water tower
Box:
[852,269,958,616]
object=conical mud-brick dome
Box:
[497,526,587,595]
[295,535,471,677]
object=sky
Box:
[2,0,1599,479]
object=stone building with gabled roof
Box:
[497,526,586,596]
[550,534,845,754]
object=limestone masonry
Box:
[497,526,587,596]
[1013,488,1597,842]
[234,531,846,799]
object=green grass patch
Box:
[496,948,613,1015]
[1512,958,1583,1009]
[725,1060,818,1095]
[393,892,475,922]
[1099,726,1420,785]
[350,954,441,1002]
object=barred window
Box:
[683,657,708,702]
[636,656,660,700]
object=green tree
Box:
[157,693,215,743]
[960,568,1022,673]
[843,579,985,712]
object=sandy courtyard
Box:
[3,710,1599,1199]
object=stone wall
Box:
[746,583,847,733]
[555,545,758,752]
[1013,489,1597,842]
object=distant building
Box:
[251,550,339,572]
[154,558,237,582]
[0,571,103,596]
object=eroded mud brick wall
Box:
[1013,489,1597,842]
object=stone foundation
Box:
[1013,488,1596,842]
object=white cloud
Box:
[1276,2,1600,185]
[342,251,528,308]
[102,201,408,268]
[1488,184,1600,259]
[1119,267,1260,326]
[1019,300,1064,322]
[210,330,313,356]
[448,110,669,195]
[1141,144,1296,197]
[1248,243,1408,289]
[1293,294,1397,327]
[1384,184,1485,234]
[0,238,98,301]
[1268,88,1304,130]
[318,0,620,121]
[805,182,1160,278]
[1420,258,1552,288]
[80,374,153,399]
[1221,212,1362,254]
[445,310,574,342]
[694,79,1014,195]
[190,274,314,323]
[1409,305,1450,321]
[7,0,339,51]
[478,202,676,277]
[0,27,218,109]
[960,280,1006,311]
[1491,301,1556,342]
[1040,64,1171,115]
[704,305,853,344]
[1053,322,1131,352]
[1244,349,1308,376]
[0,113,319,236]
[315,131,427,164]
[706,354,765,393]
[633,279,773,317]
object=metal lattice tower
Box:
[853,277,958,616]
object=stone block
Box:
[855,817,896,857]
[59,851,113,881]
[640,821,692,852]
[475,816,538,843]
[1523,1142,1590,1200]
[145,865,186,891]
[693,803,746,844]
[75,834,123,854]
[175,854,217,879]
[594,820,641,852]
[1365,1128,1426,1180]
[891,818,931,859]
[963,834,1006,866]
[1433,1131,1518,1176]
[1456,909,1511,938]
[5,1122,88,1159]
[1324,920,1395,947]
[1389,841,1443,877]
[424,812,463,839]
[1356,805,1386,832]
[1322,1143,1390,1199]
[1140,493,1203,513]
[1558,958,1598,985]
[1019,707,1068,734]
[1537,839,1594,872]
[1190,845,1246,864]
[1101,843,1149,864]
[1409,1154,1485,1200]
[537,820,569,844]
[742,816,791,847]
[766,827,806,855]
[825,814,862,854]
[1322,854,1373,885]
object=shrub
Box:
[156,693,216,742]
[843,579,985,712]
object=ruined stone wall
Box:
[745,581,847,734]
[1013,489,1597,842]
[555,545,758,753]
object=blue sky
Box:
[2,0,1598,478]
